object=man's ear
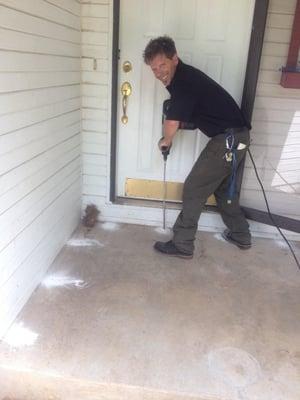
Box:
[173,54,179,65]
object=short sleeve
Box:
[165,90,196,123]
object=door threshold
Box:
[115,196,182,210]
[115,196,217,213]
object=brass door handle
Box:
[121,81,132,124]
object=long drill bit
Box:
[161,147,169,230]
[162,157,167,229]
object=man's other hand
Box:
[158,137,172,151]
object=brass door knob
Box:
[121,81,132,124]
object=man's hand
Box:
[158,136,172,151]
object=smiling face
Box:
[149,53,178,86]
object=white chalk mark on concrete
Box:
[67,238,104,247]
[208,347,262,389]
[275,240,289,249]
[154,227,172,235]
[101,222,120,231]
[3,322,38,348]
[42,273,90,289]
[214,233,226,242]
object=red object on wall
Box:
[280,0,300,88]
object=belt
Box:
[225,126,248,134]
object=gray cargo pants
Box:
[173,127,251,254]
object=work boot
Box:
[222,229,251,250]
[154,240,193,259]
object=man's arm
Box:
[159,119,179,149]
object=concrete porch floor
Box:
[0,223,300,400]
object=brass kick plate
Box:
[125,178,216,205]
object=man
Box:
[143,36,251,259]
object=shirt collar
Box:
[166,58,183,90]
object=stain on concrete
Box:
[208,347,262,389]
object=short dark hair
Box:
[143,36,177,64]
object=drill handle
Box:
[161,146,170,161]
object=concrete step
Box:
[0,368,219,400]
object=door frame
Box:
[108,1,300,234]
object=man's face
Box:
[149,53,178,86]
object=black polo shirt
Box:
[165,59,250,137]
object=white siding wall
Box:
[81,0,110,209]
[241,0,300,220]
[0,0,82,337]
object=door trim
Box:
[108,0,300,234]
[109,0,120,202]
[241,0,269,123]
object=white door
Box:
[116,0,255,198]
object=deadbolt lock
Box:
[123,61,132,73]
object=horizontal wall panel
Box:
[0,138,80,200]
[82,96,108,109]
[81,4,109,18]
[82,131,107,145]
[268,0,297,14]
[260,55,286,71]
[245,145,300,169]
[0,125,80,176]
[82,163,107,177]
[241,189,300,218]
[266,13,294,29]
[0,0,80,29]
[262,42,289,57]
[82,183,107,197]
[81,108,107,121]
[45,0,81,16]
[0,86,79,115]
[81,71,109,85]
[0,72,80,93]
[242,166,299,191]
[251,119,300,135]
[81,17,109,32]
[254,96,300,110]
[81,44,108,59]
[0,51,80,73]
[264,27,292,43]
[82,119,108,132]
[253,108,300,123]
[256,82,300,98]
[81,83,108,97]
[0,97,80,135]
[0,112,79,155]
[83,174,107,187]
[82,142,107,155]
[258,70,282,84]
[82,154,107,167]
[81,32,108,46]
[0,5,80,43]
[0,28,80,57]
[250,131,300,146]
